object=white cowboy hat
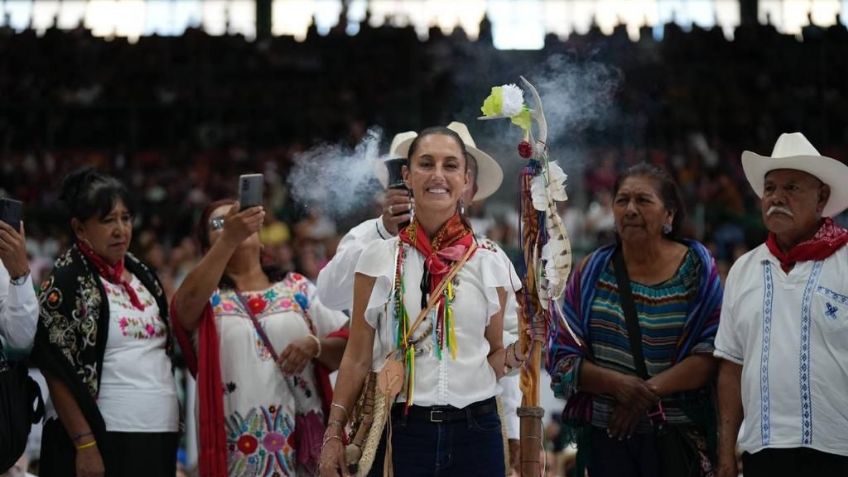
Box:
[742,132,848,217]
[389,121,503,202]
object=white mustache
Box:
[767,205,794,217]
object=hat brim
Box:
[742,151,848,217]
[395,137,503,202]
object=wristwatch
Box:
[9,270,30,286]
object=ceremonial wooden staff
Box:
[480,77,572,476]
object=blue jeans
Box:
[367,403,505,476]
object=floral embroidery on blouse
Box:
[292,375,316,400]
[118,316,167,339]
[103,279,164,340]
[102,279,156,309]
[210,274,315,361]
[226,405,296,476]
[211,278,310,319]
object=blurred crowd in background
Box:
[2,10,848,476]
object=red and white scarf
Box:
[77,240,145,311]
[766,217,848,272]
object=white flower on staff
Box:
[500,84,525,117]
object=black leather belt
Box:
[392,397,498,423]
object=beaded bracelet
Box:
[505,342,526,370]
[513,342,526,361]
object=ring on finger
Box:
[388,204,394,214]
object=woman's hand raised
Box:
[220,204,265,246]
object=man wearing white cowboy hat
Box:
[316,121,530,471]
[715,132,848,477]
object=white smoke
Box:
[529,54,622,147]
[287,127,384,218]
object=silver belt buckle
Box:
[429,409,445,423]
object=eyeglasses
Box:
[209,216,225,231]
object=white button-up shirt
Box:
[0,261,38,353]
[357,237,520,409]
[715,244,848,457]
[318,218,523,432]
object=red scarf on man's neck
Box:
[77,240,145,311]
[399,213,475,290]
[765,217,848,272]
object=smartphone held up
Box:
[0,198,22,231]
[238,174,264,210]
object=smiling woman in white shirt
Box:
[32,168,179,477]
[319,126,520,477]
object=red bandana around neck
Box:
[765,217,848,272]
[399,213,475,288]
[77,240,146,311]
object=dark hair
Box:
[613,163,686,238]
[406,126,470,172]
[59,167,133,227]
[196,198,284,289]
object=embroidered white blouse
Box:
[356,237,520,409]
[715,244,848,457]
[97,274,179,433]
[202,273,348,476]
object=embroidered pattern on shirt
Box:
[817,286,848,321]
[118,316,166,339]
[39,260,103,396]
[226,405,296,476]
[760,262,774,446]
[825,302,839,320]
[816,286,848,304]
[102,279,156,309]
[800,261,824,446]
[211,274,314,361]
[478,238,499,252]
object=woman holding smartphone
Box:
[33,168,179,477]
[172,198,349,477]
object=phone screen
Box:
[0,198,22,230]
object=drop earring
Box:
[662,223,672,235]
[459,199,465,216]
